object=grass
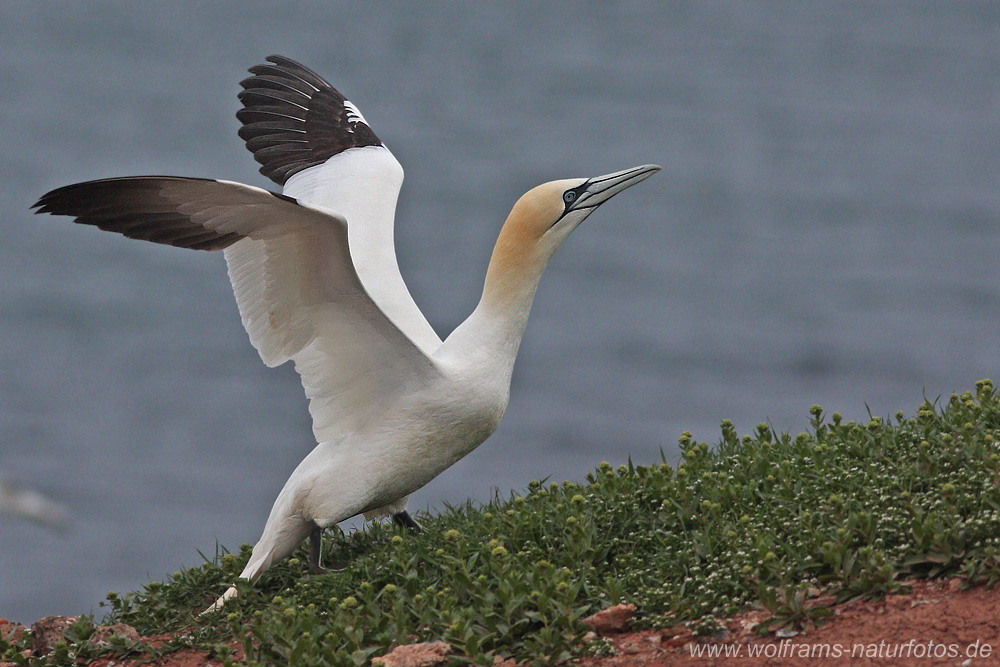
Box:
[5,380,1000,665]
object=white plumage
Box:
[32,55,659,612]
[0,477,68,529]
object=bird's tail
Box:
[201,585,239,615]
[201,516,310,615]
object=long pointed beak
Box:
[568,164,661,213]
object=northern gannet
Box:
[32,55,659,610]
[0,477,68,529]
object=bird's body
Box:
[241,345,509,584]
[32,55,659,611]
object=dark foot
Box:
[392,510,422,532]
[309,523,347,574]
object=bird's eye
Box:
[563,191,577,203]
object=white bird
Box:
[0,476,69,529]
[32,55,659,611]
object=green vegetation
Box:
[6,380,1000,666]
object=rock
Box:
[91,623,141,645]
[30,616,140,657]
[620,639,647,655]
[31,616,79,656]
[580,603,636,634]
[804,594,838,611]
[373,641,452,667]
[0,618,26,643]
[662,626,694,648]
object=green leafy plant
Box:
[25,379,1000,665]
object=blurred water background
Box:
[1,2,998,624]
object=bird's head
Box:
[506,164,662,253]
[482,164,661,310]
[480,163,660,316]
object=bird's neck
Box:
[442,210,553,369]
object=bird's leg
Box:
[309,523,347,574]
[309,523,329,574]
[392,510,422,532]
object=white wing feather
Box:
[155,179,440,442]
[282,146,442,356]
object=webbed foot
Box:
[392,510,422,532]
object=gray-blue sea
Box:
[2,2,998,624]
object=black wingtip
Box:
[30,177,243,251]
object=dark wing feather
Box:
[237,55,383,186]
[31,177,253,251]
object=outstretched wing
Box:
[237,55,442,356]
[33,177,439,442]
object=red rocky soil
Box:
[577,579,1000,667]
